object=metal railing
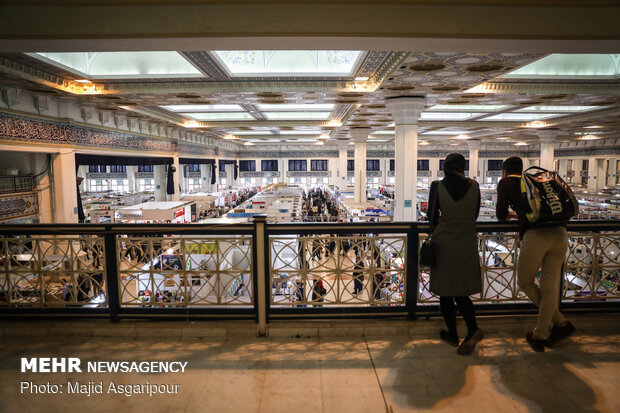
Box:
[0,219,618,327]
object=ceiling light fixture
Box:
[524,120,548,128]
[514,141,529,146]
[580,135,600,140]
[419,141,431,146]
[355,76,369,81]
[455,134,470,140]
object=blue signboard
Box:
[404,200,412,208]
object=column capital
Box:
[336,139,350,150]
[386,96,426,124]
[467,139,482,150]
[537,128,560,143]
[350,127,371,143]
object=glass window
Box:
[488,160,503,171]
[109,179,129,192]
[310,160,328,171]
[261,160,278,171]
[347,160,354,171]
[417,160,429,171]
[138,178,154,191]
[288,160,307,171]
[110,165,126,173]
[187,164,201,172]
[239,160,256,172]
[389,159,394,171]
[138,165,154,173]
[389,177,395,184]
[88,165,98,173]
[366,159,380,171]
[220,178,227,186]
[188,178,202,192]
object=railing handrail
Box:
[1,219,619,235]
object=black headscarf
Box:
[441,153,471,202]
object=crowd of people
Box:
[301,187,341,222]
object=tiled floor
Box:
[0,322,619,412]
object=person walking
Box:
[496,156,575,352]
[428,153,484,355]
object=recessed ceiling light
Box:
[524,121,549,128]
[455,134,470,140]
[496,137,509,140]
[244,141,255,146]
[230,130,273,135]
[584,125,603,129]
[428,105,508,112]
[419,141,430,146]
[514,106,604,113]
[580,135,600,140]
[184,112,255,121]
[315,141,325,145]
[481,113,561,121]
[256,103,334,111]
[355,76,369,81]
[514,141,529,146]
[164,104,244,112]
[264,112,331,120]
[223,134,236,140]
[75,79,92,83]
[420,112,483,121]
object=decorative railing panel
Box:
[0,236,106,307]
[117,235,253,307]
[0,175,34,194]
[269,234,406,307]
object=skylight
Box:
[479,113,562,122]
[263,112,332,120]
[514,106,605,113]
[503,54,620,79]
[162,104,244,112]
[212,51,363,77]
[183,113,256,121]
[30,52,203,79]
[256,103,335,111]
[419,112,483,121]
[427,105,509,112]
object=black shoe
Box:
[547,321,576,346]
[457,329,484,355]
[440,330,459,347]
[526,332,545,353]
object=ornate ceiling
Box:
[1,49,619,150]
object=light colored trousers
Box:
[517,226,569,339]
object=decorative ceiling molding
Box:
[474,81,620,95]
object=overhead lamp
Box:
[244,141,255,146]
[584,125,603,129]
[223,134,236,140]
[496,137,509,140]
[315,141,325,145]
[455,134,470,140]
[580,135,600,140]
[355,76,369,81]
[524,120,548,128]
[327,120,342,127]
[318,134,330,140]
[419,141,430,146]
[75,79,92,84]
[183,121,201,128]
[514,141,529,146]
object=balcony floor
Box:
[0,314,619,413]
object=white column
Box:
[336,140,349,190]
[597,158,606,189]
[351,128,370,205]
[467,140,481,181]
[558,158,569,180]
[170,155,180,201]
[200,163,209,192]
[126,166,137,193]
[51,149,78,223]
[430,158,440,183]
[587,157,598,191]
[538,129,558,170]
[153,165,166,201]
[386,97,425,222]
